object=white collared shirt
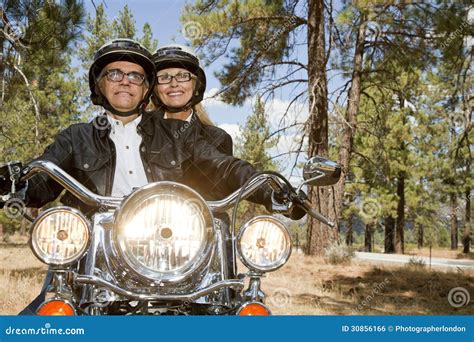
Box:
[107,114,148,197]
[163,110,193,122]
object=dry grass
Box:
[0,244,47,315]
[1,243,473,315]
[263,251,474,315]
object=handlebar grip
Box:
[298,199,335,228]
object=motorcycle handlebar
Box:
[297,198,335,228]
[13,160,335,227]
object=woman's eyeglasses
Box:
[156,72,194,84]
[103,69,146,85]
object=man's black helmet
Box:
[152,45,206,112]
[89,38,155,116]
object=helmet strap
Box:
[103,100,143,117]
[162,100,193,113]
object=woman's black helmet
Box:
[152,45,206,112]
[89,38,155,116]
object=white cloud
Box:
[263,97,308,133]
[218,123,242,142]
[202,88,228,108]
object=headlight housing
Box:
[237,216,291,272]
[30,207,90,266]
[114,182,214,283]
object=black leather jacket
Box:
[24,111,270,214]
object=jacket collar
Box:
[93,112,155,137]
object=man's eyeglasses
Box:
[103,69,146,85]
[156,72,194,85]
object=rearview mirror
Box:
[303,156,341,186]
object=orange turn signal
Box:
[237,302,271,316]
[37,300,75,316]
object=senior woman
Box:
[150,45,233,157]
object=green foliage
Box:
[235,95,278,221]
[1,0,86,233]
[181,0,305,105]
[235,95,278,171]
[335,2,472,253]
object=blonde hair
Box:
[194,103,214,126]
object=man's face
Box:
[99,61,148,112]
[155,67,195,109]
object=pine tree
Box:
[181,0,333,254]
[0,1,85,235]
[235,95,277,222]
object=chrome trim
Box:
[29,206,91,267]
[243,273,265,302]
[22,160,122,208]
[75,274,244,301]
[237,216,292,272]
[207,174,283,212]
[302,156,341,186]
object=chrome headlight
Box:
[237,216,291,272]
[30,207,90,266]
[114,182,214,283]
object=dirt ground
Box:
[1,242,473,315]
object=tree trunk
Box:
[0,7,5,108]
[345,214,354,246]
[463,188,471,253]
[395,173,405,254]
[417,224,424,249]
[450,192,458,250]
[332,11,368,248]
[384,215,395,253]
[306,0,335,254]
[364,223,373,252]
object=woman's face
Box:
[155,67,195,109]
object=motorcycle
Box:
[0,156,341,315]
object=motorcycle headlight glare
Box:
[30,207,90,266]
[114,182,214,282]
[237,216,291,272]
